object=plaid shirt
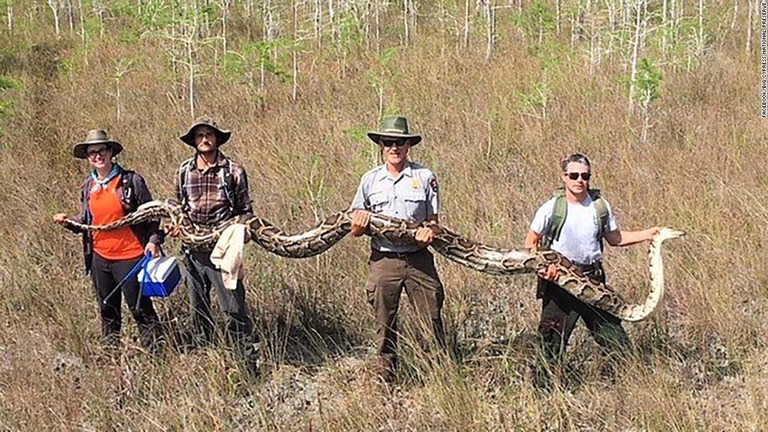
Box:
[175,152,254,227]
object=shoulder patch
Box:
[430,177,439,192]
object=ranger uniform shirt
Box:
[350,162,439,253]
[530,194,619,265]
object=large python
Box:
[62,200,684,322]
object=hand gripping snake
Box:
[62,200,685,322]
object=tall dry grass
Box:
[0,0,766,430]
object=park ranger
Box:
[350,115,446,384]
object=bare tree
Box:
[746,0,754,54]
[481,0,495,61]
[463,0,471,49]
[47,0,62,36]
[5,1,13,35]
[112,58,135,122]
[697,0,706,58]
[627,0,646,113]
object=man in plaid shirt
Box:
[174,116,258,375]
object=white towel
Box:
[210,224,247,290]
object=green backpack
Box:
[539,188,609,250]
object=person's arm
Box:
[54,181,89,234]
[349,176,370,237]
[233,167,254,219]
[603,228,659,247]
[174,165,184,204]
[524,229,541,251]
[415,174,440,246]
[525,200,558,281]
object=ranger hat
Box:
[367,116,422,146]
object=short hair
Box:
[561,153,591,172]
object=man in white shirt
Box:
[524,153,659,389]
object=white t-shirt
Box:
[530,195,619,265]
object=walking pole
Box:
[102,252,151,306]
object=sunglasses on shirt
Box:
[566,172,591,181]
[380,139,408,148]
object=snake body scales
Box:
[64,199,684,322]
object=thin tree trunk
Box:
[403,0,410,46]
[374,0,380,54]
[77,0,85,43]
[66,0,74,32]
[746,0,753,54]
[293,0,298,101]
[328,0,335,42]
[315,0,322,47]
[484,0,494,62]
[47,0,61,36]
[628,0,644,113]
[463,0,470,49]
[221,0,229,53]
[6,2,12,35]
[698,0,705,57]
[662,0,668,57]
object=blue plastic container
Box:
[138,256,183,297]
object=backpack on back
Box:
[539,187,609,250]
[177,157,236,214]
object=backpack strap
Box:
[541,188,609,250]
[178,157,195,211]
[81,177,93,224]
[588,188,610,242]
[178,156,236,214]
[120,169,137,212]
[540,188,567,250]
[219,159,236,213]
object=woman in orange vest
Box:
[53,130,164,352]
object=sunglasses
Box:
[87,147,110,158]
[566,172,591,181]
[380,139,408,148]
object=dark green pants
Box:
[535,266,630,384]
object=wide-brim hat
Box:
[73,129,124,159]
[367,116,422,146]
[179,116,231,147]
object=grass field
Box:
[0,0,766,430]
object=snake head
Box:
[655,227,686,241]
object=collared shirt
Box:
[174,151,254,227]
[530,194,619,265]
[350,161,439,253]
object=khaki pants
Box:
[365,248,446,380]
